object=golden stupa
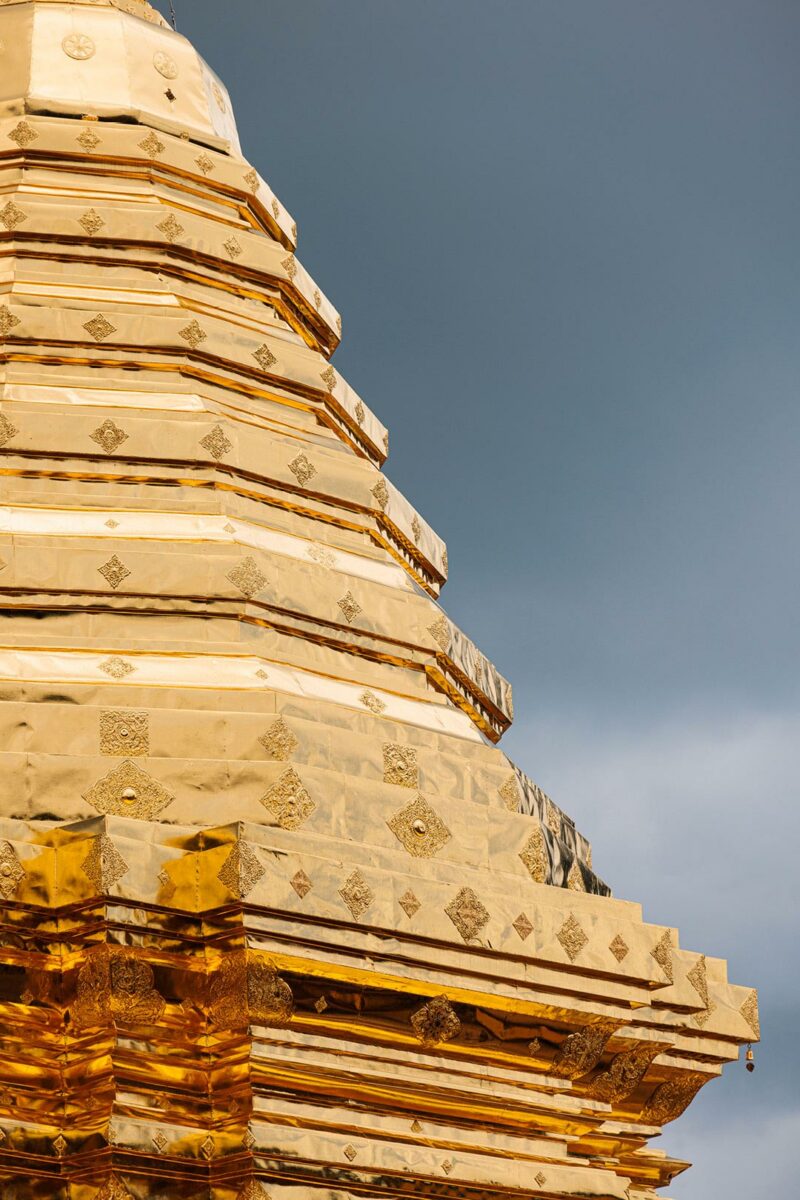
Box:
[0,2,758,1197]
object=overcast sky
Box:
[157,3,798,1194]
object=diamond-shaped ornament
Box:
[512,912,534,941]
[387,795,451,859]
[82,759,174,820]
[445,887,489,942]
[98,555,131,589]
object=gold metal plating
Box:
[0,2,757,1196]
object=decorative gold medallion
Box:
[253,342,277,371]
[383,743,419,788]
[139,131,166,158]
[0,201,26,231]
[77,126,101,151]
[410,995,461,1045]
[259,717,298,761]
[218,843,265,898]
[100,709,149,756]
[371,478,389,511]
[339,870,374,919]
[557,914,589,962]
[261,768,315,830]
[0,308,20,338]
[79,208,105,236]
[153,51,178,79]
[83,759,174,820]
[399,889,421,918]
[228,557,267,598]
[609,934,630,963]
[740,989,760,1038]
[387,794,451,858]
[337,590,362,624]
[445,887,489,942]
[512,912,534,941]
[650,930,674,983]
[201,424,232,460]
[179,319,207,349]
[291,869,312,899]
[288,453,317,485]
[359,690,386,715]
[84,314,116,342]
[63,34,95,61]
[81,835,129,891]
[158,213,184,242]
[0,842,24,900]
[99,657,134,679]
[498,773,520,810]
[90,419,128,454]
[0,413,18,448]
[8,121,37,149]
[519,826,548,884]
[98,555,131,589]
[428,615,450,652]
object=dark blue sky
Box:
[156,3,799,1192]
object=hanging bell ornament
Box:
[745,1045,755,1073]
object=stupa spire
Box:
[0,3,757,1197]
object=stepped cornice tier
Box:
[0,4,757,1198]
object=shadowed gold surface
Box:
[0,3,757,1198]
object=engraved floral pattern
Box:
[201,424,232,461]
[100,710,149,756]
[228,557,267,598]
[557,914,589,962]
[217,843,264,898]
[83,760,174,820]
[8,121,37,149]
[157,213,184,242]
[84,314,116,342]
[445,887,489,942]
[90,419,128,454]
[288,453,316,485]
[519,826,548,884]
[98,555,131,589]
[387,795,451,858]
[0,202,27,231]
[410,995,461,1046]
[259,717,298,761]
[339,869,373,919]
[0,841,25,900]
[79,208,105,236]
[383,743,418,788]
[261,768,315,830]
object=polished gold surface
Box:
[0,3,757,1197]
